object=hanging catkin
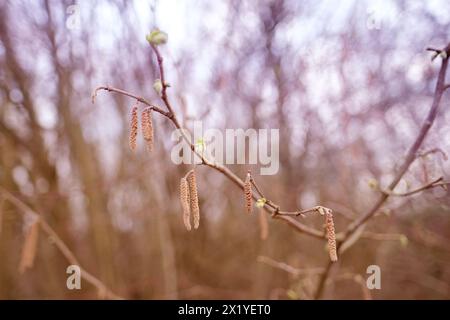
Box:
[141,108,154,151]
[129,105,138,151]
[258,208,269,240]
[325,210,338,262]
[187,170,200,229]
[244,172,253,214]
[180,177,191,231]
[19,219,40,273]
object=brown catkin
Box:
[325,210,338,262]
[19,220,40,273]
[141,108,154,151]
[180,177,191,231]
[244,172,252,214]
[258,208,269,240]
[187,170,200,229]
[129,106,138,151]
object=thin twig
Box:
[361,231,407,242]
[249,175,265,199]
[92,86,171,117]
[257,256,325,277]
[0,187,122,300]
[417,147,448,160]
[380,177,448,197]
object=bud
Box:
[399,235,408,247]
[153,79,163,96]
[195,138,206,152]
[256,198,266,208]
[146,29,168,46]
[368,179,378,190]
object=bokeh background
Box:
[0,0,450,299]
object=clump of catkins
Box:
[179,170,200,230]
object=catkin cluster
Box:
[128,104,154,152]
[324,210,338,262]
[244,172,253,214]
[179,170,200,230]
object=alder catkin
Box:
[258,208,269,240]
[325,210,338,262]
[180,177,191,231]
[19,220,40,273]
[244,172,253,214]
[187,170,200,229]
[129,106,138,151]
[141,108,154,151]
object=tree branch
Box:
[92,48,329,242]
[380,176,448,197]
[314,43,450,299]
[0,187,122,300]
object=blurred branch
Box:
[257,256,324,277]
[314,43,450,299]
[259,256,371,300]
[361,231,407,243]
[417,148,448,160]
[326,273,372,300]
[380,176,448,197]
[0,187,122,300]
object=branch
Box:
[361,231,407,243]
[380,176,448,197]
[257,256,324,277]
[314,43,450,299]
[249,174,333,219]
[347,49,449,235]
[417,147,448,160]
[92,86,171,117]
[93,48,330,241]
[0,187,122,300]
[150,44,172,111]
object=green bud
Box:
[256,198,266,208]
[146,29,168,46]
[153,79,163,95]
[195,138,206,152]
[368,179,378,190]
[440,50,448,59]
[399,235,408,247]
